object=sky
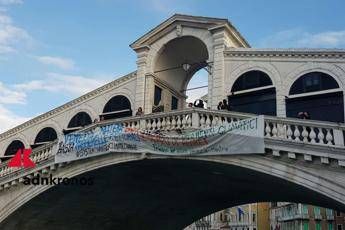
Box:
[1,0,345,132]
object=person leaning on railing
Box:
[136,107,144,116]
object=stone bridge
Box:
[0,108,344,230]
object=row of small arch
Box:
[230,70,341,95]
[2,95,133,158]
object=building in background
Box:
[270,202,335,230]
[335,211,345,230]
[185,203,270,230]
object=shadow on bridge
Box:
[1,159,344,230]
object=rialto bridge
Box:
[0,14,345,230]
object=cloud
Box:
[0,104,30,132]
[15,72,110,96]
[0,73,110,132]
[257,29,345,48]
[0,81,26,104]
[0,81,28,132]
[0,11,32,54]
[0,0,23,5]
[36,56,75,70]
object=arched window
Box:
[289,72,339,95]
[34,127,57,147]
[64,112,93,134]
[68,112,92,128]
[228,70,276,116]
[287,72,343,122]
[4,140,25,159]
[231,70,273,92]
[102,95,132,120]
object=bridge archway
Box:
[286,71,344,122]
[102,95,132,120]
[2,140,25,160]
[1,157,345,230]
[32,127,57,148]
[228,70,276,115]
[152,36,210,110]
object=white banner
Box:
[55,116,265,163]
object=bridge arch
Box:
[228,70,277,115]
[67,112,92,128]
[101,95,132,120]
[2,140,25,160]
[1,155,345,230]
[286,71,344,122]
[32,127,58,148]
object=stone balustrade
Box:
[0,108,344,185]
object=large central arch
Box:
[1,156,345,230]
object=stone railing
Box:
[0,108,344,182]
[0,141,55,183]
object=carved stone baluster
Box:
[176,115,182,128]
[147,119,152,130]
[152,119,157,130]
[265,122,272,137]
[186,114,192,128]
[272,123,278,137]
[302,126,309,142]
[161,117,166,130]
[286,125,293,140]
[157,118,161,130]
[317,128,324,144]
[309,127,316,143]
[326,129,333,145]
[171,116,177,130]
[294,125,301,141]
[205,115,211,128]
[166,117,171,130]
[182,115,187,129]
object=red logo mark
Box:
[7,149,36,168]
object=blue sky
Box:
[1,0,345,131]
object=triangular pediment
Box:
[130,14,250,50]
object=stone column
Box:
[210,31,227,110]
[134,48,149,113]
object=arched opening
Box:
[64,112,92,134]
[102,95,132,120]
[153,36,209,111]
[2,159,344,230]
[228,70,276,115]
[186,68,208,108]
[286,72,344,122]
[32,127,57,148]
[2,140,25,160]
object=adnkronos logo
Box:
[7,148,94,186]
[7,148,35,168]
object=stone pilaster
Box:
[210,31,227,109]
[134,48,149,113]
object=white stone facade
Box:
[0,13,345,161]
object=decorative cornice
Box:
[130,14,250,50]
[225,48,345,59]
[0,71,137,141]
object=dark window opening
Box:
[33,127,57,148]
[286,92,344,123]
[102,95,132,120]
[154,86,162,106]
[171,96,178,110]
[229,88,277,116]
[289,72,339,95]
[68,112,92,128]
[3,140,25,160]
[231,70,272,92]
